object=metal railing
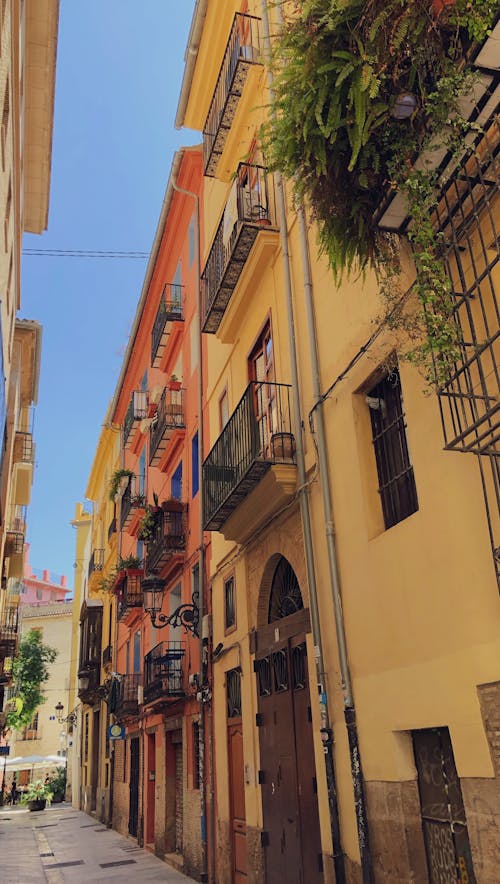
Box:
[120,474,146,530]
[203,13,262,176]
[13,431,33,464]
[151,283,184,366]
[146,502,187,571]
[123,391,149,445]
[102,645,112,666]
[150,387,185,465]
[88,549,105,578]
[201,163,276,331]
[114,673,141,718]
[0,606,18,655]
[117,570,144,619]
[203,381,295,530]
[144,641,185,704]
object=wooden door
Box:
[174,738,183,853]
[128,737,140,837]
[227,668,247,881]
[249,322,275,456]
[146,733,156,845]
[90,709,100,812]
[255,637,322,883]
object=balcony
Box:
[113,673,141,719]
[151,283,184,368]
[88,548,104,579]
[203,13,262,177]
[0,605,19,658]
[120,474,146,531]
[13,430,33,464]
[123,391,149,448]
[149,387,186,467]
[143,641,185,705]
[202,164,277,335]
[116,569,144,620]
[145,501,187,573]
[78,599,102,704]
[203,381,297,537]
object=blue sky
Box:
[20,1,198,588]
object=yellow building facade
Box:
[177,3,500,883]
[71,424,119,821]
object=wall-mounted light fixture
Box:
[142,572,199,636]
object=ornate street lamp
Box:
[55,701,64,723]
[142,572,199,636]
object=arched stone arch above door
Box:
[249,509,309,628]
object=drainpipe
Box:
[296,205,373,883]
[171,177,210,883]
[260,3,345,882]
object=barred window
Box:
[192,721,200,790]
[367,367,418,529]
[224,576,235,630]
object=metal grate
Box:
[120,474,146,530]
[151,283,184,367]
[203,13,262,176]
[143,641,185,704]
[226,667,242,718]
[268,557,304,623]
[203,381,295,531]
[149,387,185,466]
[368,367,418,530]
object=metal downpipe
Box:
[260,2,346,881]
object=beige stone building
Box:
[9,598,72,782]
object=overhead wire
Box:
[23,249,149,259]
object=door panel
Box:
[128,737,140,838]
[228,720,247,880]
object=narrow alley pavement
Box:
[0,803,197,883]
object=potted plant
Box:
[47,769,66,804]
[138,506,160,543]
[109,468,133,502]
[168,374,181,392]
[21,780,53,812]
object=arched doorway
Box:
[254,556,322,883]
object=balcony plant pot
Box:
[270,432,296,462]
[168,377,181,391]
[432,0,455,14]
[28,799,47,812]
[162,499,185,513]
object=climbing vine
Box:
[263,0,498,383]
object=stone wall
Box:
[462,680,500,882]
[365,780,427,883]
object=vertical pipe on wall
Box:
[259,3,346,881]
[171,177,210,883]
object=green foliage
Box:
[263,0,499,383]
[116,555,141,571]
[47,768,66,798]
[19,779,53,805]
[138,506,158,543]
[108,468,133,501]
[6,630,57,732]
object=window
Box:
[172,461,182,500]
[219,389,229,429]
[138,446,146,496]
[133,630,141,674]
[188,215,195,267]
[224,576,236,631]
[367,366,418,529]
[192,432,199,497]
[136,539,144,563]
[192,721,200,789]
[36,589,42,600]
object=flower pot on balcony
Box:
[162,499,185,513]
[432,0,455,15]
[28,799,46,812]
[270,432,296,462]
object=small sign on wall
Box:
[108,724,125,740]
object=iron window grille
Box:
[224,576,235,630]
[193,721,200,790]
[226,667,242,718]
[367,367,418,529]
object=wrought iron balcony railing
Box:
[201,163,277,334]
[102,645,112,666]
[120,474,146,530]
[151,283,184,367]
[203,13,262,177]
[150,387,185,466]
[88,548,105,579]
[0,605,19,657]
[123,391,149,447]
[144,641,185,705]
[145,501,187,572]
[113,673,141,719]
[13,431,34,464]
[117,569,144,620]
[203,381,295,531]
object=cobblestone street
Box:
[0,804,197,883]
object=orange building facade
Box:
[107,147,209,878]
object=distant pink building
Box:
[21,543,71,605]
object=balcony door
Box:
[249,322,275,458]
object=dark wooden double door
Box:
[255,634,322,883]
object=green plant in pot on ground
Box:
[263,0,498,384]
[47,768,66,803]
[20,780,53,810]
